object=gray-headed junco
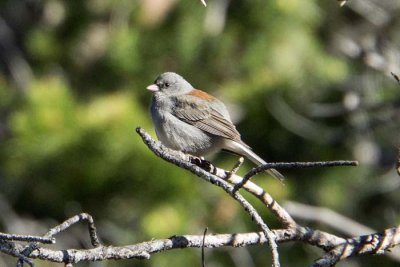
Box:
[146,72,283,180]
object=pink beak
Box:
[146,84,159,92]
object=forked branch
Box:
[0,127,398,267]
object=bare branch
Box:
[229,157,244,176]
[2,224,399,265]
[16,243,39,267]
[185,155,357,228]
[391,72,400,85]
[134,127,400,265]
[188,154,297,227]
[0,240,35,267]
[244,160,358,180]
[312,227,400,267]
[0,229,348,264]
[231,160,358,192]
[397,146,400,176]
[135,127,281,267]
[390,72,400,176]
[201,227,208,267]
[44,213,101,247]
[0,128,398,266]
[0,233,54,244]
[285,201,400,262]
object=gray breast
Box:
[150,96,222,156]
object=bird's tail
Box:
[223,140,284,182]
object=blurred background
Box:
[0,0,399,266]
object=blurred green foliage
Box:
[0,0,399,266]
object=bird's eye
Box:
[165,83,170,88]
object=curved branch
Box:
[136,128,297,227]
[135,127,280,267]
[312,227,400,267]
[1,127,398,266]
[2,225,399,265]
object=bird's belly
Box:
[153,113,221,156]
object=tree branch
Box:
[44,213,101,247]
[2,225,400,265]
[312,227,400,267]
[0,127,398,266]
[0,233,54,244]
[135,127,281,267]
[234,160,358,191]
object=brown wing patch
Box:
[187,89,216,101]
[173,92,242,142]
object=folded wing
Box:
[173,96,242,142]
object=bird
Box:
[146,72,284,181]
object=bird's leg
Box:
[189,156,217,174]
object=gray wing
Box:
[173,97,242,142]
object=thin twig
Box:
[200,0,207,7]
[16,243,39,267]
[228,157,244,177]
[0,240,35,267]
[0,233,54,244]
[16,255,35,267]
[233,160,358,193]
[246,161,358,179]
[391,72,400,85]
[391,72,400,176]
[202,227,208,267]
[44,213,101,247]
[397,146,400,176]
